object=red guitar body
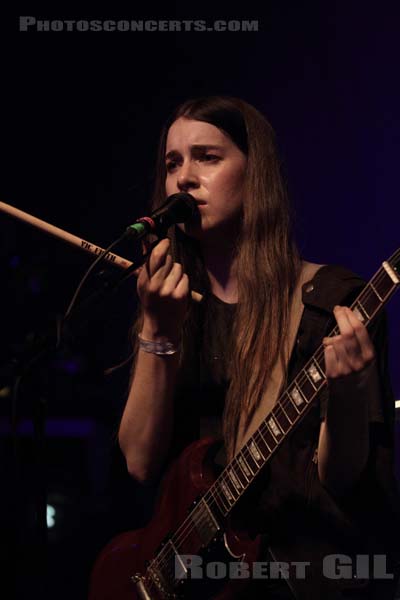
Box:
[89,438,261,600]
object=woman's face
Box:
[165,117,247,241]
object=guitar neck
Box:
[205,258,400,518]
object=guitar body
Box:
[89,437,261,600]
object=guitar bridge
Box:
[132,570,179,600]
[132,574,155,599]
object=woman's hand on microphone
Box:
[137,238,189,341]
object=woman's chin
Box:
[177,219,239,246]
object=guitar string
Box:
[147,269,397,585]
[149,270,394,584]
[150,272,393,585]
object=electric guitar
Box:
[89,251,400,600]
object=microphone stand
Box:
[2,237,161,599]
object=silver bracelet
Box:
[138,334,180,356]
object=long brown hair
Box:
[135,96,301,458]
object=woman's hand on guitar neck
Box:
[323,305,376,380]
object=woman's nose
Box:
[177,162,200,192]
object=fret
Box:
[237,451,253,478]
[307,360,325,385]
[257,427,272,451]
[249,439,264,463]
[299,373,318,400]
[361,288,381,318]
[375,268,396,298]
[277,400,294,425]
[352,305,365,323]
[222,472,240,501]
[255,429,271,456]
[169,539,187,575]
[354,300,369,322]
[304,369,317,391]
[169,538,180,555]
[284,391,301,419]
[242,447,259,474]
[173,550,189,580]
[227,467,243,493]
[233,455,250,486]
[200,498,220,532]
[272,405,291,432]
[266,415,282,440]
[214,483,231,513]
[260,422,278,451]
[369,281,384,302]
[219,478,235,506]
[290,384,306,407]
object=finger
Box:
[343,308,375,362]
[160,262,184,295]
[333,306,362,356]
[333,306,357,337]
[151,254,174,284]
[141,239,153,278]
[148,238,171,277]
[331,336,355,375]
[172,272,190,299]
[137,260,150,287]
[324,330,373,373]
[324,343,340,378]
[334,305,375,364]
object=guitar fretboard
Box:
[208,259,399,517]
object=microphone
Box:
[125,193,197,239]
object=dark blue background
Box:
[1,3,399,599]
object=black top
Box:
[171,292,236,455]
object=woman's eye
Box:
[166,155,220,172]
[201,154,220,162]
[166,162,177,172]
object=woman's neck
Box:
[200,239,238,304]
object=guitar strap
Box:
[233,260,323,456]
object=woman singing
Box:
[114,96,400,599]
